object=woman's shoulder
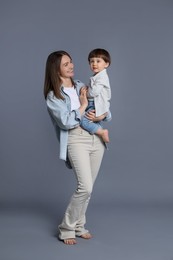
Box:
[47,90,54,98]
[46,91,62,103]
[46,91,57,101]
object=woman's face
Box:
[59,55,74,80]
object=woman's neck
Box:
[61,78,73,88]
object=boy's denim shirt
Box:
[46,80,112,165]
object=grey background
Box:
[0,0,173,259]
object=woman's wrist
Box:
[79,104,87,115]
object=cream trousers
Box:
[58,126,105,240]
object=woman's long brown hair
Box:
[44,50,73,99]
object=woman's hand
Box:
[79,86,88,115]
[85,110,107,122]
[79,86,88,107]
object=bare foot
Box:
[97,129,109,143]
[102,129,109,143]
[63,238,77,245]
[80,232,92,239]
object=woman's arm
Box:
[46,88,88,130]
[78,86,88,115]
[85,110,112,122]
[85,109,112,122]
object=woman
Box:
[44,51,111,245]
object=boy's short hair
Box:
[88,48,111,65]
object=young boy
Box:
[80,48,111,143]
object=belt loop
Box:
[92,133,95,146]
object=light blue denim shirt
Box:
[46,80,112,163]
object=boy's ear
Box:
[105,62,110,68]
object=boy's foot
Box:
[80,232,92,239]
[101,129,109,143]
[63,238,77,245]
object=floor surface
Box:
[1,203,173,260]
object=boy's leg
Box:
[96,128,110,143]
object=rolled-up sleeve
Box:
[103,110,112,122]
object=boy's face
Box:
[89,57,109,74]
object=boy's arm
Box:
[89,75,110,97]
[89,79,104,97]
